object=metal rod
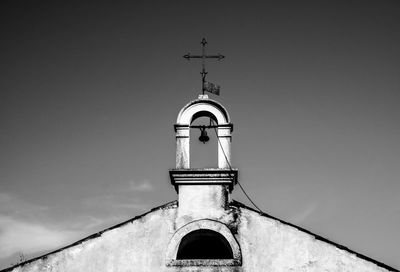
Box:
[183,38,225,95]
[190,125,219,129]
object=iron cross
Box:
[183,38,225,95]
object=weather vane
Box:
[183,38,225,96]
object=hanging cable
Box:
[210,120,263,213]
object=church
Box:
[2,40,398,272]
[2,93,399,272]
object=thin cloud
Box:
[0,187,152,267]
[0,193,83,260]
[289,202,318,224]
[80,179,154,217]
[128,180,153,192]
[68,214,128,232]
[0,193,117,265]
[0,215,81,258]
[83,194,149,212]
[0,193,48,217]
[111,203,149,211]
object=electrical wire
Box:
[210,120,263,213]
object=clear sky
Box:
[1,0,399,269]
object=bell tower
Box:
[166,39,242,267]
[169,94,238,225]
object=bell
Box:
[198,127,210,144]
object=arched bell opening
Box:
[174,98,233,169]
[189,115,218,168]
[176,229,233,259]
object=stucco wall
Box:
[4,201,397,272]
[6,202,178,272]
[237,205,392,272]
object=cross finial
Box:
[183,38,225,95]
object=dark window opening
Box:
[176,229,233,259]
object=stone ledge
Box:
[167,259,241,267]
[169,168,238,192]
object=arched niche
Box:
[174,98,233,169]
[177,229,233,259]
[165,219,242,266]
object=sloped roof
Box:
[231,200,399,272]
[2,200,398,272]
[0,201,178,272]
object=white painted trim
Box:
[176,99,230,125]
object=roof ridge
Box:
[230,200,399,272]
[0,201,178,272]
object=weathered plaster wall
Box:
[4,201,397,272]
[6,202,178,272]
[178,185,229,226]
[236,205,393,272]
